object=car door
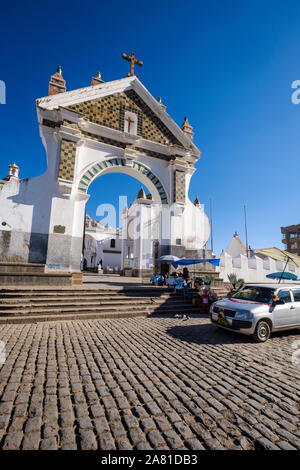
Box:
[291,289,300,326]
[273,289,297,328]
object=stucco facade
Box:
[0,72,210,275]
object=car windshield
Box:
[231,286,275,303]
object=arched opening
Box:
[77,158,168,205]
[82,171,158,275]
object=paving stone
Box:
[61,442,77,450]
[93,416,110,434]
[163,430,185,449]
[25,417,42,433]
[135,441,152,450]
[110,421,127,439]
[123,414,139,429]
[98,432,116,450]
[43,406,58,424]
[204,438,226,450]
[185,438,205,450]
[164,409,182,423]
[60,427,76,445]
[276,428,300,447]
[154,416,173,433]
[0,402,13,415]
[276,440,297,450]
[147,429,167,449]
[145,401,163,417]
[59,411,74,428]
[255,438,280,450]
[80,430,98,450]
[22,431,40,450]
[40,437,58,450]
[173,421,194,440]
[2,431,24,450]
[128,427,147,446]
[116,437,133,450]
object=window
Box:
[292,290,300,302]
[110,239,116,248]
[278,290,292,303]
[232,286,275,303]
[289,232,297,238]
[176,238,182,245]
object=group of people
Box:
[163,267,192,287]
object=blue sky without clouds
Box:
[1,0,300,255]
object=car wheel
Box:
[253,320,271,343]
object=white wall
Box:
[218,251,300,283]
[83,230,122,271]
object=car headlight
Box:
[235,311,253,321]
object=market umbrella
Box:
[171,258,220,284]
[255,248,300,284]
[157,255,180,263]
[171,258,220,269]
[266,272,298,281]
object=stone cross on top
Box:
[122,52,143,77]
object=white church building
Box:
[83,215,122,273]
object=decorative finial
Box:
[49,66,66,95]
[181,117,194,142]
[7,163,20,179]
[91,71,104,86]
[137,187,146,199]
[122,52,143,77]
[157,96,166,110]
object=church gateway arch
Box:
[0,61,210,275]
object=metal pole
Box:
[244,205,249,258]
[279,256,290,284]
[210,197,213,253]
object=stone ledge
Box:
[0,272,82,286]
[0,262,45,274]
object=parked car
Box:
[210,284,300,342]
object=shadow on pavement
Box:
[166,322,300,346]
[166,322,254,345]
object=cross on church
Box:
[122,52,143,77]
[125,115,135,133]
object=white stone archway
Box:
[0,72,211,275]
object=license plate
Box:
[217,312,228,326]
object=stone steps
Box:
[0,304,202,323]
[0,284,228,324]
[0,311,148,324]
[0,299,192,313]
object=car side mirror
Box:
[272,295,285,306]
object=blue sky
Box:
[1,0,300,255]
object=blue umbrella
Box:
[157,255,180,262]
[266,272,298,281]
[171,258,220,269]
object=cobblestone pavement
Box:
[0,316,300,450]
